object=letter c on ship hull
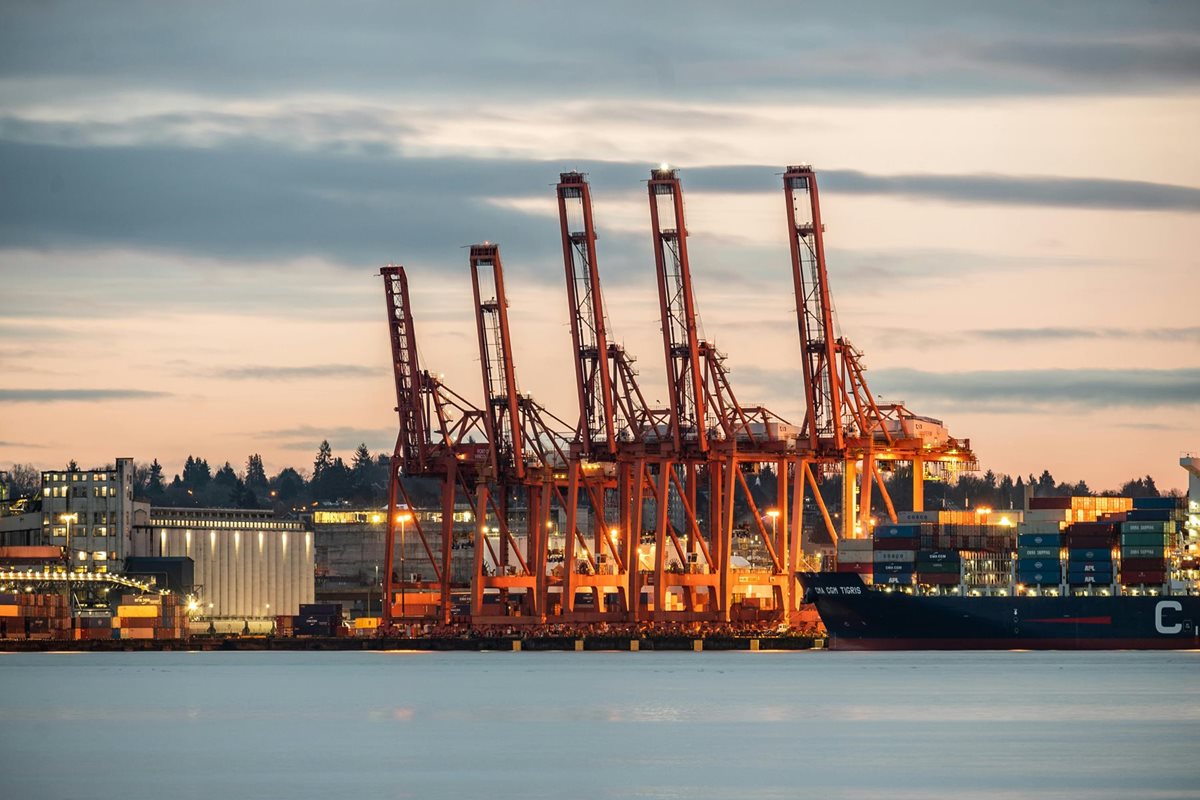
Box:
[1155,600,1183,635]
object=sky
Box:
[1,1,1198,492]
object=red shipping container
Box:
[1122,570,1167,584]
[1121,558,1166,571]
[1065,535,1115,548]
[120,617,157,629]
[874,537,917,550]
[1070,522,1118,535]
[918,573,960,585]
[1030,497,1072,510]
[836,563,872,573]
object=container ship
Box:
[800,495,1200,650]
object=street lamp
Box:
[396,511,413,623]
[59,513,78,634]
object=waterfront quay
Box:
[1,631,822,653]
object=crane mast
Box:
[557,173,618,457]
[470,244,526,482]
[784,165,845,454]
[379,265,488,629]
[648,168,708,455]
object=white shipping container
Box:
[1019,521,1064,534]
[874,550,916,563]
[1024,510,1070,522]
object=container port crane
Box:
[782,165,976,543]
[379,265,488,627]
[379,162,977,629]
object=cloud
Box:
[210,364,378,380]
[3,137,1198,276]
[732,365,1200,416]
[1,4,1197,100]
[0,440,49,448]
[868,367,1200,411]
[0,388,170,403]
[687,167,1200,211]
[968,326,1200,343]
[255,424,395,453]
[1114,422,1180,432]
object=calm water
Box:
[1,650,1197,800]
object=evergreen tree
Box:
[245,454,268,493]
[148,459,165,496]
[182,456,212,488]
[313,440,333,481]
[272,467,306,504]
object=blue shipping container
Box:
[1121,545,1166,558]
[1017,570,1060,585]
[1018,558,1061,572]
[1126,509,1176,522]
[1018,534,1061,547]
[875,525,922,539]
[1132,496,1181,511]
[1067,568,1113,581]
[1018,547,1059,558]
[1068,548,1113,562]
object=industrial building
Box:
[133,507,313,629]
[0,458,146,574]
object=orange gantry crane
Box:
[379,265,488,627]
[782,165,975,545]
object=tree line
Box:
[2,449,1175,519]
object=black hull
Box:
[799,572,1200,651]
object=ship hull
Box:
[799,572,1200,650]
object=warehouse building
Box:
[133,507,314,630]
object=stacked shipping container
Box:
[113,594,188,640]
[0,592,70,639]
[1016,533,1062,586]
[873,525,917,586]
[1119,497,1182,586]
[1064,522,1117,586]
[293,603,344,636]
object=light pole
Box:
[59,513,77,636]
[767,509,781,572]
[397,511,413,623]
